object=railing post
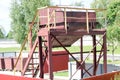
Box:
[47,8,50,31]
[53,10,56,28]
[86,10,89,33]
[64,8,67,33]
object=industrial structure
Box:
[1,6,107,80]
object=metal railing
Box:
[38,6,106,33]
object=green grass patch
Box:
[53,45,102,53]
[53,45,120,54]
[0,45,120,54]
[54,71,68,77]
[0,47,20,52]
[107,46,120,54]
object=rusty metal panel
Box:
[39,8,64,25]
[66,12,96,22]
[39,7,96,26]
[44,51,68,73]
[52,35,81,47]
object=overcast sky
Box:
[0,0,93,35]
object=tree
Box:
[91,0,110,9]
[71,1,84,7]
[106,0,120,56]
[91,0,110,28]
[6,30,14,39]
[0,26,5,38]
[0,29,4,38]
[91,0,120,58]
[10,0,50,44]
[107,0,120,25]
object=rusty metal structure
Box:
[13,6,107,80]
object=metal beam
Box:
[80,37,84,78]
[38,36,44,78]
[103,32,107,73]
[51,34,92,76]
[47,34,53,80]
[92,35,97,75]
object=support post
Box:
[80,37,83,78]
[103,32,107,73]
[86,10,89,33]
[92,35,97,75]
[64,8,67,33]
[47,34,53,80]
[38,36,44,78]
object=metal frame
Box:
[14,6,107,80]
[37,29,107,80]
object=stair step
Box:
[27,68,39,71]
[29,63,39,65]
[32,58,38,59]
[24,73,32,75]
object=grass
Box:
[54,71,68,77]
[54,45,120,54]
[0,45,120,54]
[53,45,102,53]
[0,47,20,52]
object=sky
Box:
[0,0,11,35]
[0,0,93,35]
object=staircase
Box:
[21,35,49,77]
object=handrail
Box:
[39,6,106,33]
[38,6,106,11]
[13,10,39,74]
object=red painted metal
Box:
[51,34,92,76]
[0,74,41,80]
[92,35,97,75]
[43,51,68,73]
[83,71,120,80]
[38,36,44,78]
[103,33,107,73]
[47,34,53,80]
[80,37,83,78]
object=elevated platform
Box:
[37,6,102,47]
[38,28,106,47]
[13,6,107,80]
